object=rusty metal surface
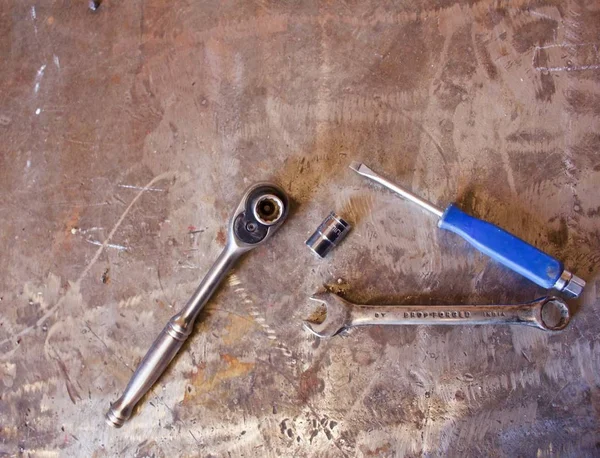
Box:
[1,0,599,456]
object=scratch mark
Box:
[256,358,348,457]
[53,55,60,69]
[344,368,383,420]
[528,10,555,21]
[118,184,166,192]
[228,274,295,363]
[535,42,597,50]
[84,322,133,372]
[189,430,200,446]
[394,108,451,190]
[176,263,202,269]
[31,6,38,35]
[118,295,143,309]
[34,64,46,94]
[45,332,83,405]
[85,239,129,251]
[0,171,175,359]
[74,226,104,234]
[56,358,82,404]
[532,42,600,72]
[499,143,517,196]
[536,64,600,72]
[50,201,109,208]
[156,262,173,308]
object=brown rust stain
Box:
[221,313,255,346]
[533,49,556,101]
[474,34,498,80]
[566,90,600,117]
[367,326,418,348]
[298,365,325,402]
[512,18,558,53]
[184,354,255,402]
[360,443,392,457]
[474,5,508,30]
[339,193,375,227]
[437,24,476,112]
[216,227,227,246]
[51,207,81,254]
[547,217,569,248]
[368,21,431,90]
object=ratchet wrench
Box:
[303,292,570,338]
[106,183,289,428]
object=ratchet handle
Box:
[105,315,190,428]
[438,204,563,289]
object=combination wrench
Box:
[106,183,289,428]
[303,292,571,338]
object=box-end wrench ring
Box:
[303,292,571,338]
[106,183,289,428]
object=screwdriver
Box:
[350,162,585,298]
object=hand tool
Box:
[106,183,289,428]
[306,212,351,258]
[303,292,570,338]
[349,162,585,298]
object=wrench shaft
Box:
[350,303,540,328]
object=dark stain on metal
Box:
[298,365,325,403]
[215,228,227,247]
[102,267,110,284]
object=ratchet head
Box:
[303,292,352,338]
[228,183,289,251]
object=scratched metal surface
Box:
[1,0,600,456]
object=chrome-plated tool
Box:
[106,183,289,428]
[306,212,351,258]
[303,292,571,338]
[350,162,585,298]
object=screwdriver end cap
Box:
[555,270,585,298]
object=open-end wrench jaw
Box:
[303,292,352,338]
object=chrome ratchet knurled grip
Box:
[106,183,289,428]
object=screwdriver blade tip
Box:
[349,161,363,172]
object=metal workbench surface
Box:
[1,0,599,456]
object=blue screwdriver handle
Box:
[438,204,562,289]
[349,162,585,297]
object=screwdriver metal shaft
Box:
[350,163,443,218]
[350,162,585,298]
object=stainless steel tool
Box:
[303,292,571,338]
[305,212,351,258]
[106,183,289,428]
